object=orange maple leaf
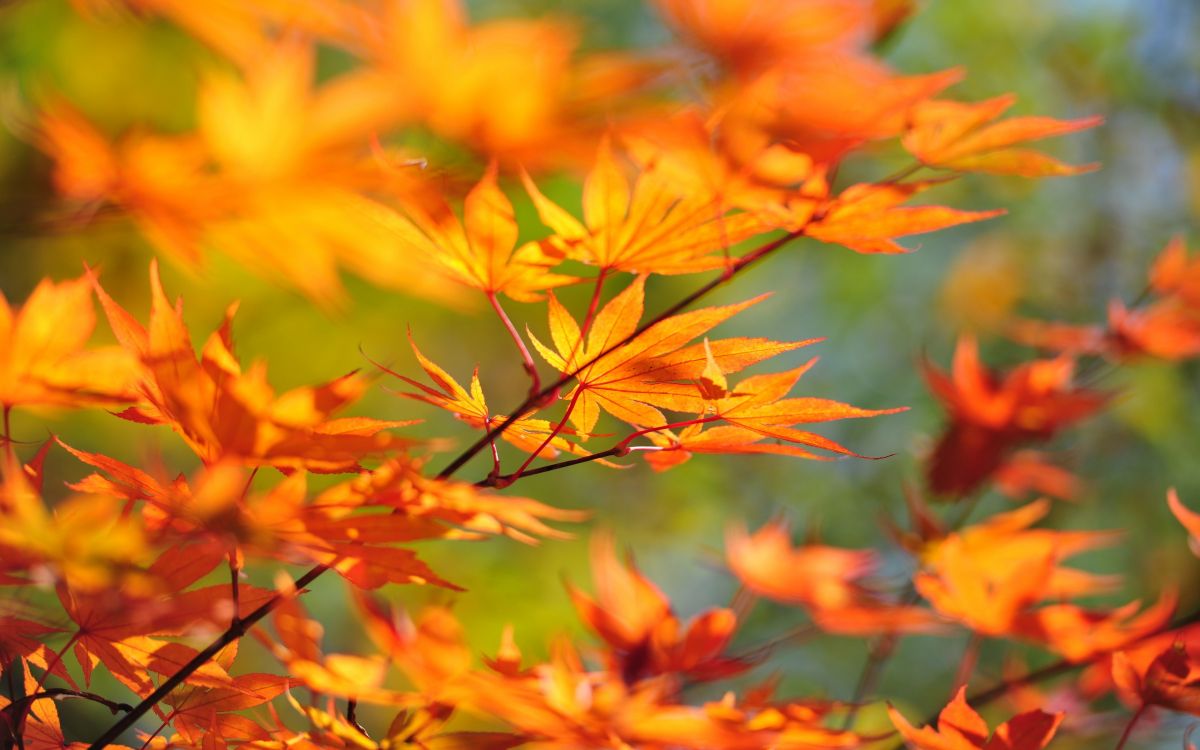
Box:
[923,336,1107,497]
[806,181,1004,255]
[656,0,876,76]
[1113,643,1200,717]
[726,520,942,635]
[623,109,830,230]
[913,500,1119,638]
[90,262,410,472]
[405,165,577,302]
[0,274,138,412]
[385,333,601,462]
[530,276,808,435]
[888,687,1062,750]
[1014,594,1176,663]
[365,0,655,167]
[568,534,750,684]
[643,362,906,468]
[523,139,766,275]
[1011,238,1200,361]
[902,95,1102,177]
[36,44,464,308]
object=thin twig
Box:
[1113,704,1146,750]
[436,229,807,479]
[487,291,543,399]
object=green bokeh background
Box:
[2,1,1199,746]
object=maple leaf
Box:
[922,336,1108,498]
[255,584,396,703]
[404,165,577,301]
[992,451,1080,503]
[1013,593,1176,663]
[62,443,536,591]
[365,0,656,167]
[529,275,809,435]
[656,0,878,76]
[719,55,963,167]
[913,499,1120,638]
[163,671,289,746]
[58,557,276,695]
[806,181,1004,255]
[384,333,605,463]
[69,0,368,66]
[644,362,907,468]
[523,138,767,275]
[623,109,831,230]
[0,273,139,411]
[0,460,149,592]
[1150,235,1200,305]
[1011,238,1200,361]
[316,456,587,546]
[91,261,410,472]
[568,533,751,684]
[36,49,464,308]
[0,660,137,750]
[726,521,942,636]
[1113,643,1200,717]
[724,518,940,633]
[902,95,1102,177]
[888,687,1062,750]
[353,596,477,706]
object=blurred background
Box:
[1,0,1199,746]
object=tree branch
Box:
[435,228,807,479]
[87,228,811,748]
[85,564,328,750]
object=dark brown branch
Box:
[85,564,328,750]
[476,447,623,487]
[88,229,811,749]
[4,689,132,750]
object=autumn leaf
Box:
[726,521,942,635]
[902,95,1102,177]
[365,0,654,167]
[405,165,577,301]
[255,583,394,703]
[529,275,809,435]
[91,261,410,472]
[316,456,587,546]
[0,460,149,592]
[656,0,876,75]
[58,565,275,695]
[1014,593,1176,663]
[806,181,1004,255]
[0,273,139,411]
[923,336,1108,498]
[992,451,1081,503]
[913,499,1120,638]
[1113,643,1200,717]
[383,333,606,463]
[36,50,464,308]
[523,138,767,275]
[888,687,1062,750]
[567,533,750,683]
[1011,238,1200,362]
[623,109,830,231]
[1169,488,1200,556]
